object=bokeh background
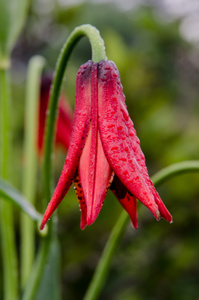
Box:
[4,0,199,299]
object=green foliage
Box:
[35,237,61,300]
[1,2,199,300]
[0,178,42,222]
[0,0,31,65]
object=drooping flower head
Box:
[40,60,172,230]
[38,75,73,157]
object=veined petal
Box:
[98,60,171,222]
[40,61,92,229]
[79,63,113,226]
[110,175,138,229]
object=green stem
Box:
[151,160,199,185]
[21,232,53,300]
[83,160,199,300]
[83,211,128,300]
[43,24,106,205]
[0,178,43,223]
[21,56,45,288]
[0,69,18,299]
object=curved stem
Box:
[73,25,107,63]
[0,69,18,300]
[83,160,199,300]
[43,24,106,206]
[151,160,199,185]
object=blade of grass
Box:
[0,68,18,300]
[21,55,45,288]
[0,178,43,222]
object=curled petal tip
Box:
[87,216,95,226]
[154,209,161,221]
[165,213,173,223]
[40,221,45,230]
[132,221,138,230]
[155,196,172,223]
[80,217,87,229]
[40,215,50,230]
[80,224,86,230]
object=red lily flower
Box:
[40,60,172,230]
[38,75,73,157]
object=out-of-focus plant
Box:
[0,1,32,299]
[0,2,199,300]
[0,0,31,67]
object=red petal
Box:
[79,128,113,225]
[98,60,172,223]
[74,172,87,230]
[110,175,138,229]
[120,102,172,222]
[79,63,113,226]
[40,61,92,230]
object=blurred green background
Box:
[3,0,199,299]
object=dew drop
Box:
[107,124,115,128]
[120,157,127,162]
[105,66,110,70]
[111,146,118,151]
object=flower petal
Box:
[79,63,113,225]
[110,175,138,229]
[40,61,92,229]
[98,60,172,222]
[120,100,172,222]
[79,128,113,225]
[74,172,87,230]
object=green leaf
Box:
[0,0,31,66]
[35,236,61,300]
[0,178,42,222]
